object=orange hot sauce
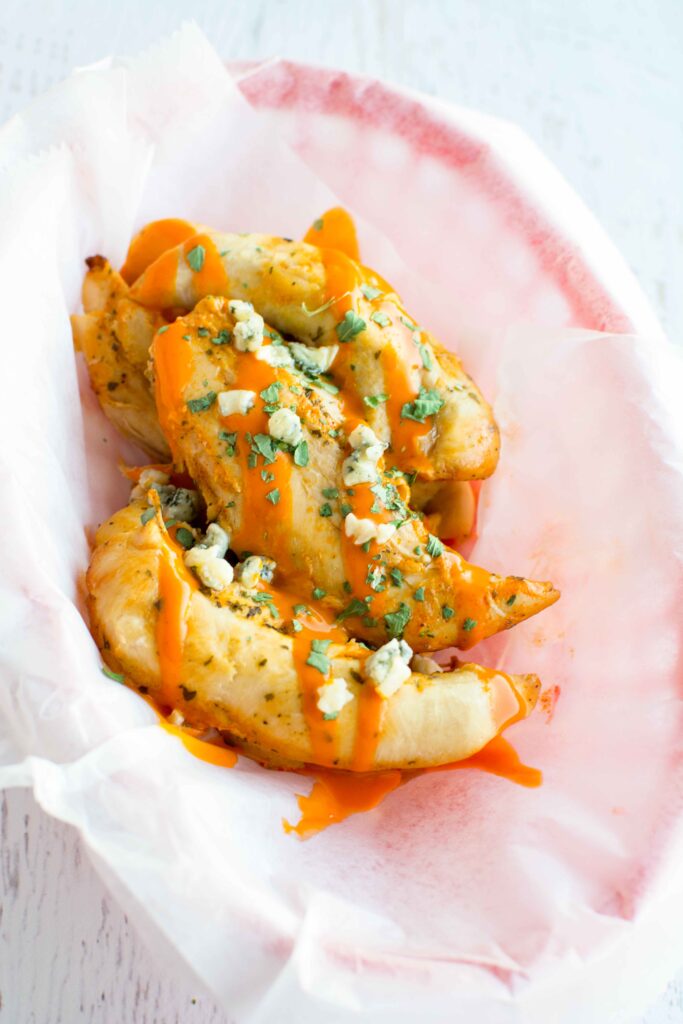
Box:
[120,218,196,285]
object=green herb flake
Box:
[390,568,403,587]
[252,433,278,464]
[186,244,206,272]
[322,487,339,499]
[175,527,194,550]
[219,430,238,456]
[384,603,412,639]
[364,392,389,408]
[463,617,477,632]
[337,597,370,622]
[197,327,210,337]
[293,604,309,617]
[101,665,124,683]
[413,587,425,602]
[370,311,391,327]
[265,488,280,505]
[506,594,517,606]
[401,387,445,423]
[187,391,217,413]
[340,502,352,517]
[319,503,333,518]
[140,507,156,525]
[293,440,309,467]
[442,605,455,621]
[323,711,338,721]
[312,587,327,601]
[313,217,324,231]
[419,345,433,370]
[343,580,352,593]
[211,329,231,345]
[426,534,444,559]
[361,284,382,301]
[247,452,258,468]
[261,469,275,482]
[336,310,366,342]
[157,325,170,335]
[292,620,303,633]
[306,646,330,675]
[260,382,283,404]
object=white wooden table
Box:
[1,2,682,1020]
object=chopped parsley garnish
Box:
[390,567,403,587]
[322,487,339,499]
[441,605,455,620]
[292,620,303,633]
[506,594,517,606]
[463,617,477,632]
[384,603,412,638]
[260,382,282,404]
[419,345,433,370]
[293,604,309,617]
[197,327,210,337]
[219,430,238,456]
[306,639,331,674]
[312,587,326,601]
[362,541,371,553]
[370,311,391,327]
[364,392,389,408]
[140,507,156,525]
[426,534,444,558]
[340,502,352,517]
[414,545,422,556]
[102,666,124,683]
[265,488,280,505]
[157,325,169,334]
[247,452,258,468]
[399,314,417,331]
[315,377,339,395]
[401,387,445,423]
[413,587,425,602]
[337,597,370,622]
[175,527,194,550]
[343,580,352,593]
[261,469,275,482]
[211,329,231,345]
[367,566,386,592]
[323,711,338,721]
[319,503,333,517]
[313,217,324,231]
[293,440,309,466]
[251,433,278,464]
[336,310,366,342]
[187,391,217,413]
[186,244,206,272]
[253,592,274,602]
[361,284,382,301]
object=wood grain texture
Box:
[1,1,682,1021]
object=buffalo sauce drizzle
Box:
[310,211,434,473]
[120,218,196,285]
[130,232,229,311]
[304,207,360,261]
[286,735,541,839]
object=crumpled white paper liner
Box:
[1,23,682,1024]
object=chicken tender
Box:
[71,256,171,460]
[126,222,499,480]
[87,498,540,771]
[148,295,559,653]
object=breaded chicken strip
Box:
[71,257,171,460]
[147,295,558,653]
[126,222,499,480]
[87,498,540,771]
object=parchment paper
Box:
[1,24,682,1023]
